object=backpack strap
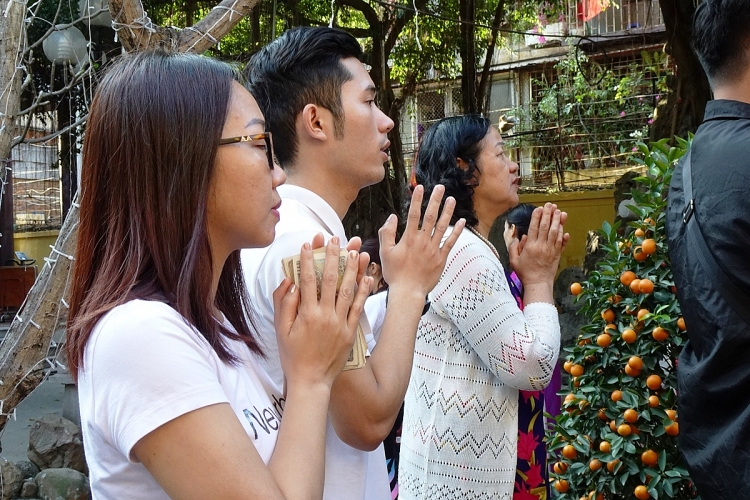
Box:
[681,150,750,323]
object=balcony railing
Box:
[567,0,664,37]
[523,0,664,49]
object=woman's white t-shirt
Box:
[77,300,283,499]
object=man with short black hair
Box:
[241,27,463,500]
[666,1,750,498]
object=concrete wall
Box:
[13,230,59,265]
[519,189,615,269]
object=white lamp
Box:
[42,25,88,66]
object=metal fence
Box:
[12,112,63,232]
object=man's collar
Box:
[278,185,347,240]
[704,99,750,122]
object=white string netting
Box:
[0,0,95,475]
[182,0,247,52]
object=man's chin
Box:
[361,165,387,188]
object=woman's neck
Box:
[472,220,493,239]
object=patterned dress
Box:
[506,270,550,500]
[399,228,561,500]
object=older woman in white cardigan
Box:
[399,115,569,500]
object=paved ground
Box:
[0,320,68,464]
[0,373,67,464]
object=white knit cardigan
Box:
[399,228,561,500]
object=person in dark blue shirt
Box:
[666,2,750,499]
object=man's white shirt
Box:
[242,184,390,500]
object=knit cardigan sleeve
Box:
[430,231,561,390]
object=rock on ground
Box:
[15,460,40,480]
[35,468,90,500]
[20,478,38,498]
[27,417,86,474]
[0,458,23,500]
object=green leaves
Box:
[550,139,699,499]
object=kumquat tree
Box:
[548,137,700,500]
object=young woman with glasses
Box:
[66,50,371,499]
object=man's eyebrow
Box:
[245,118,265,128]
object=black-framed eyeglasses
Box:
[218,131,275,169]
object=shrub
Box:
[549,138,700,500]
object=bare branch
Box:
[24,14,96,55]
[109,0,259,53]
[1,0,258,433]
[108,0,172,52]
[18,71,90,116]
[336,25,373,38]
[178,0,261,53]
[16,115,88,147]
[0,202,79,433]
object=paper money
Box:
[281,247,367,371]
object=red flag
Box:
[577,0,604,22]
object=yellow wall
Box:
[519,189,615,269]
[11,191,614,271]
[13,230,59,265]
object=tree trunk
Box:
[460,0,477,114]
[344,26,408,239]
[59,92,76,220]
[251,5,261,51]
[0,168,12,266]
[186,0,197,26]
[651,0,711,141]
[0,203,79,431]
[107,0,259,53]
[477,0,507,114]
[0,0,24,266]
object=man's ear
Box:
[300,103,330,142]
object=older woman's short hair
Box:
[413,115,491,227]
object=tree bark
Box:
[0,0,25,266]
[651,0,711,141]
[0,204,78,431]
[0,0,257,434]
[477,0,507,114]
[107,0,259,53]
[59,92,76,220]
[460,0,478,114]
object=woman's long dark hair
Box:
[413,115,491,227]
[67,50,262,381]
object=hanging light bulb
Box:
[42,25,88,65]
